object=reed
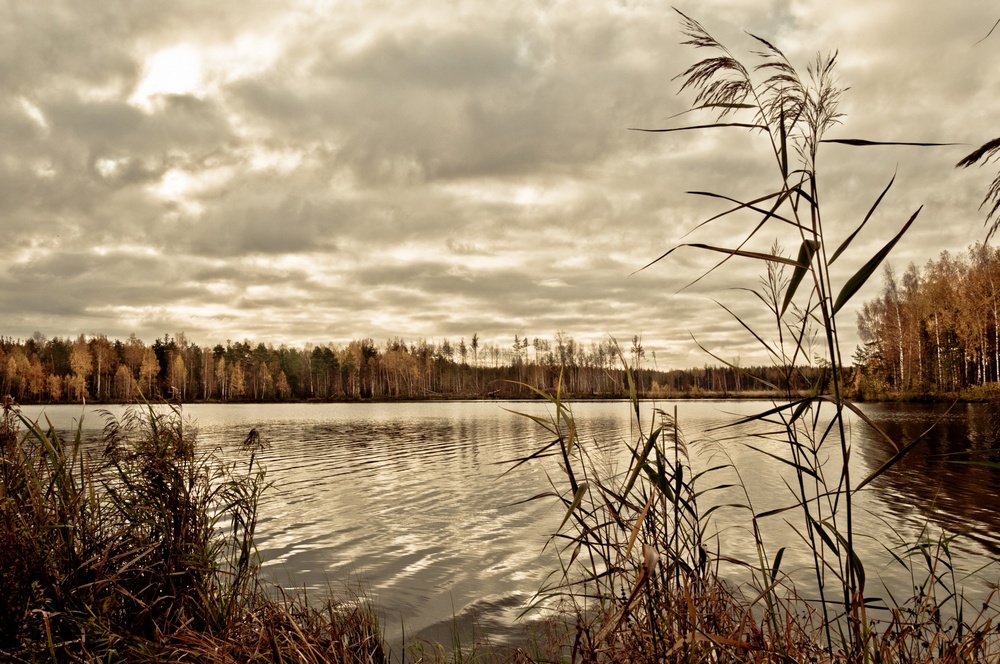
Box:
[514,11,1000,663]
[0,396,386,663]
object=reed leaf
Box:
[666,102,757,118]
[824,397,900,454]
[781,238,819,317]
[557,483,589,534]
[830,525,866,593]
[623,428,660,498]
[832,206,922,314]
[709,397,814,431]
[676,243,805,267]
[809,517,840,556]
[684,189,798,230]
[771,546,786,581]
[628,122,766,133]
[625,493,656,559]
[829,171,895,265]
[744,444,819,480]
[820,138,959,147]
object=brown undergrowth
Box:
[0,395,385,663]
[512,389,1000,663]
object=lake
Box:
[18,399,1000,649]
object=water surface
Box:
[21,400,1000,647]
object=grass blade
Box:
[557,483,589,533]
[780,239,819,317]
[821,138,959,147]
[857,402,956,490]
[629,122,766,133]
[832,206,922,314]
[679,244,804,266]
[771,546,786,581]
[829,170,896,265]
[684,190,797,230]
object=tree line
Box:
[0,331,822,404]
[855,243,1000,396]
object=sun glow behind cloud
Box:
[130,44,204,110]
[131,34,273,100]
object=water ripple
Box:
[20,400,1000,648]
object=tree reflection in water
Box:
[857,402,1000,556]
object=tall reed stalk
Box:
[516,12,1000,663]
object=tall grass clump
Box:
[0,396,385,663]
[516,11,1000,663]
[514,378,835,662]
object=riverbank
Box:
[9,384,1000,406]
[851,383,1000,403]
[8,397,1000,662]
[0,398,386,662]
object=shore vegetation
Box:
[0,331,843,404]
[0,396,385,662]
[510,10,1000,663]
[855,244,1000,400]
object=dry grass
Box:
[512,386,1000,663]
[0,396,386,663]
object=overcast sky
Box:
[2,0,999,368]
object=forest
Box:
[10,239,1000,405]
[0,330,826,403]
[855,242,1000,398]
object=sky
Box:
[2,0,999,369]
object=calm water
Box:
[19,400,1000,647]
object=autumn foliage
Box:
[0,332,823,403]
[856,243,1000,398]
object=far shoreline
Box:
[9,388,998,407]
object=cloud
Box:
[1,0,999,367]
